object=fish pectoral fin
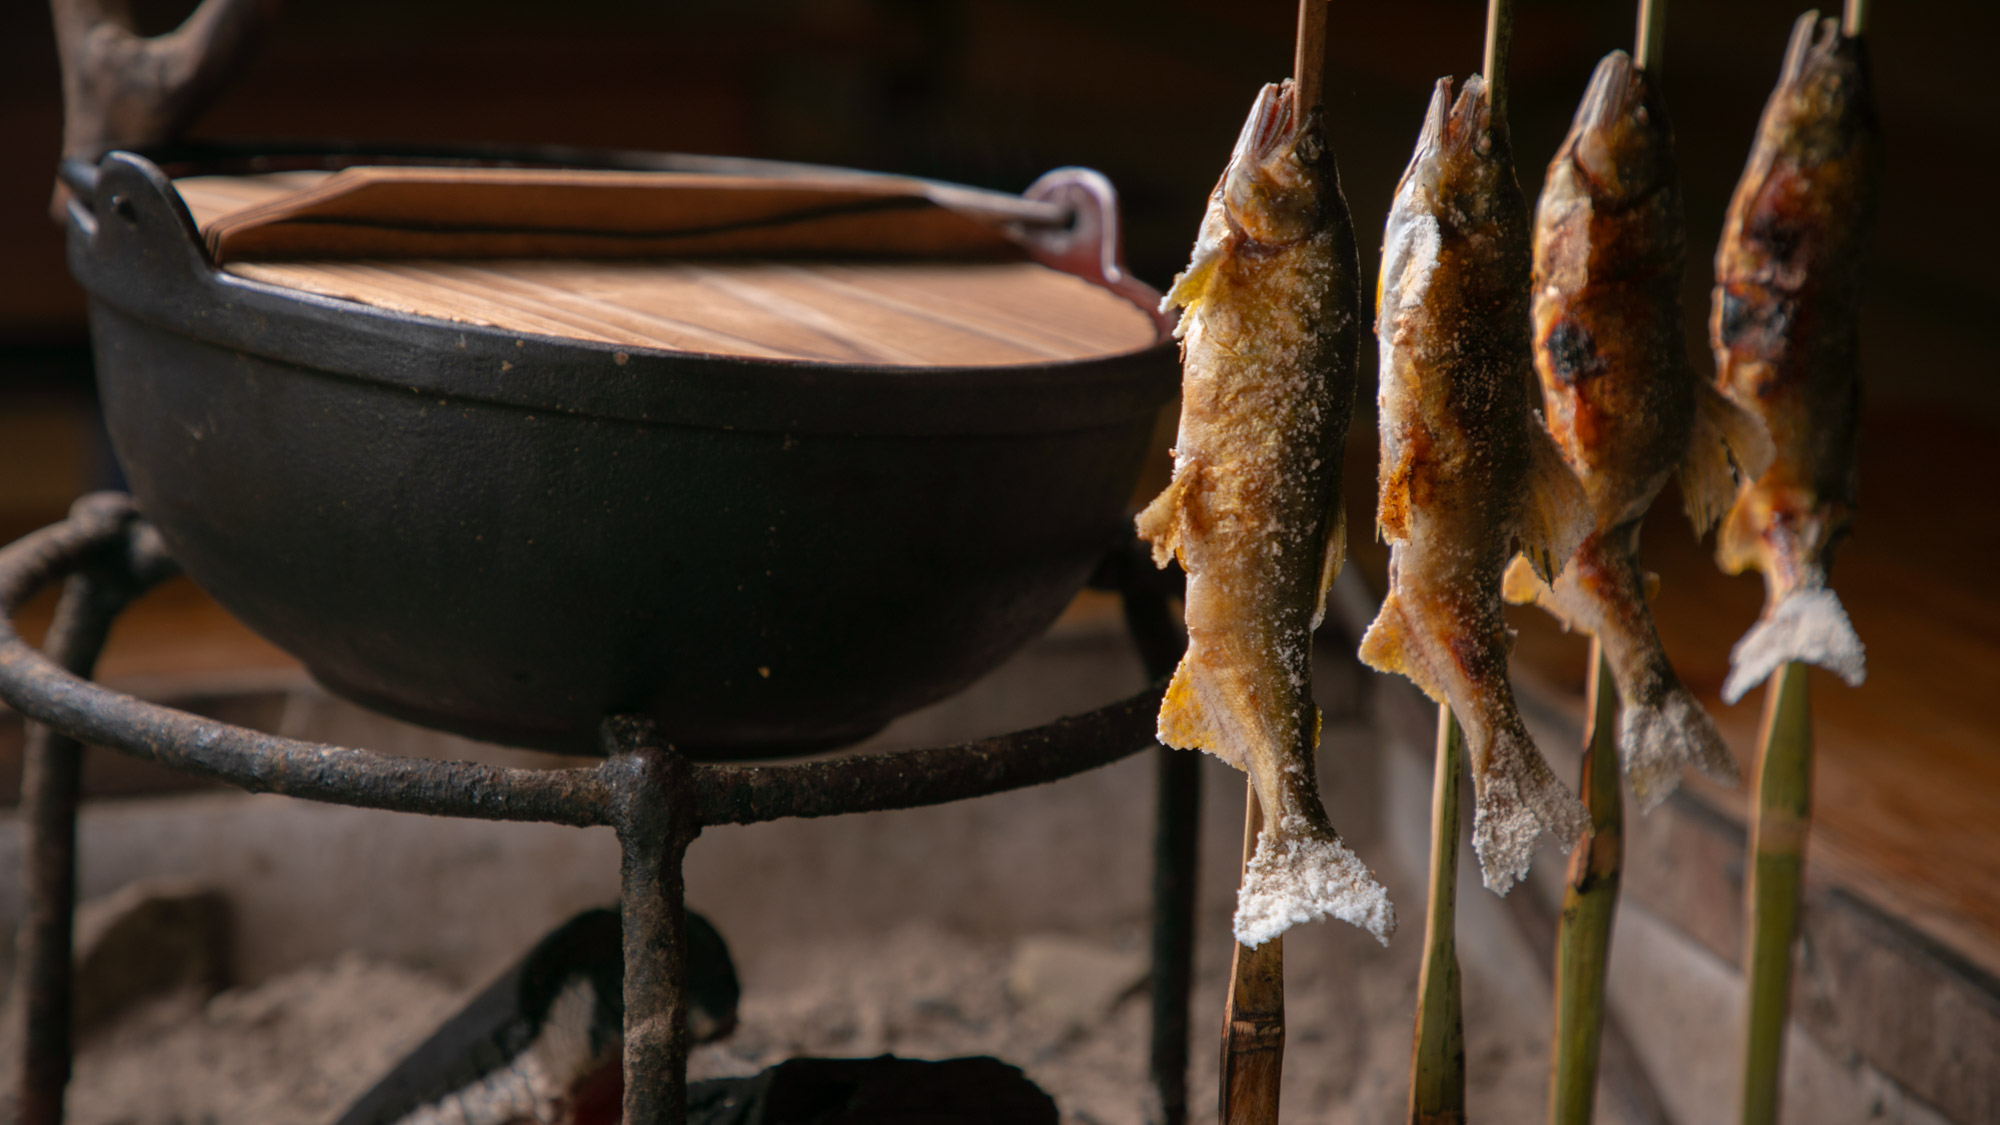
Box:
[1714,490,1763,576]
[1310,500,1348,629]
[1155,644,1250,770]
[1516,417,1593,585]
[1134,465,1195,570]
[1161,207,1230,317]
[1681,382,1775,535]
[1359,590,1446,704]
[1500,555,1549,608]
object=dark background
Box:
[1,0,1993,527]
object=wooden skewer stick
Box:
[1408,704,1467,1125]
[1635,0,1668,73]
[1482,0,1515,127]
[1293,0,1329,118]
[1843,0,1868,37]
[1548,640,1624,1125]
[1220,782,1285,1125]
[1739,661,1814,1125]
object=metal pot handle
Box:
[1021,168,1173,332]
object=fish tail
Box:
[1155,640,1250,771]
[1359,588,1446,704]
[1234,810,1397,948]
[1517,417,1594,584]
[1468,711,1592,895]
[1681,381,1775,536]
[1617,670,1742,812]
[1722,586,1867,703]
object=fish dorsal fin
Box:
[1311,499,1348,630]
[1516,415,1594,584]
[1681,380,1776,536]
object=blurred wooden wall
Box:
[1,0,1993,413]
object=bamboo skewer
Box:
[1548,641,1624,1124]
[1220,782,1286,1125]
[1408,9,1512,1120]
[1409,704,1468,1125]
[1293,0,1328,120]
[1482,0,1515,124]
[1635,0,1668,72]
[1844,0,1868,37]
[1214,7,1333,1121]
[1739,661,1814,1125]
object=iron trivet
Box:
[0,494,1202,1125]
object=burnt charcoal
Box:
[689,1055,1059,1125]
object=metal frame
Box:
[0,494,1201,1125]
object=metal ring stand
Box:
[1,493,1201,1125]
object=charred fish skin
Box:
[1362,76,1595,895]
[1508,51,1770,810]
[1712,12,1879,703]
[1137,80,1394,948]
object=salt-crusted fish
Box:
[1362,75,1595,893]
[1504,51,1773,810]
[1711,12,1879,703]
[1138,80,1394,948]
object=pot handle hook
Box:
[49,0,280,219]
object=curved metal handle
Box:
[1020,167,1174,333]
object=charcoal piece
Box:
[689,1055,1059,1125]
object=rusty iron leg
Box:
[12,529,149,1125]
[604,717,700,1125]
[1124,585,1198,1125]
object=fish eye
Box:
[1294,128,1324,166]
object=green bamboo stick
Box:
[1221,781,1286,1125]
[1548,641,1624,1124]
[1740,661,1813,1125]
[1409,703,1467,1125]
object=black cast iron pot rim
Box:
[66,145,1180,437]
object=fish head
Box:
[1423,74,1519,229]
[1221,80,1329,247]
[1772,12,1876,163]
[1567,50,1675,205]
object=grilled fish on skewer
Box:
[1711,11,1879,703]
[1362,75,1595,894]
[1138,80,1394,947]
[1503,50,1772,810]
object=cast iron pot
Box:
[63,145,1177,757]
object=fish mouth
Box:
[1577,50,1641,133]
[1780,10,1843,87]
[1232,82,1298,168]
